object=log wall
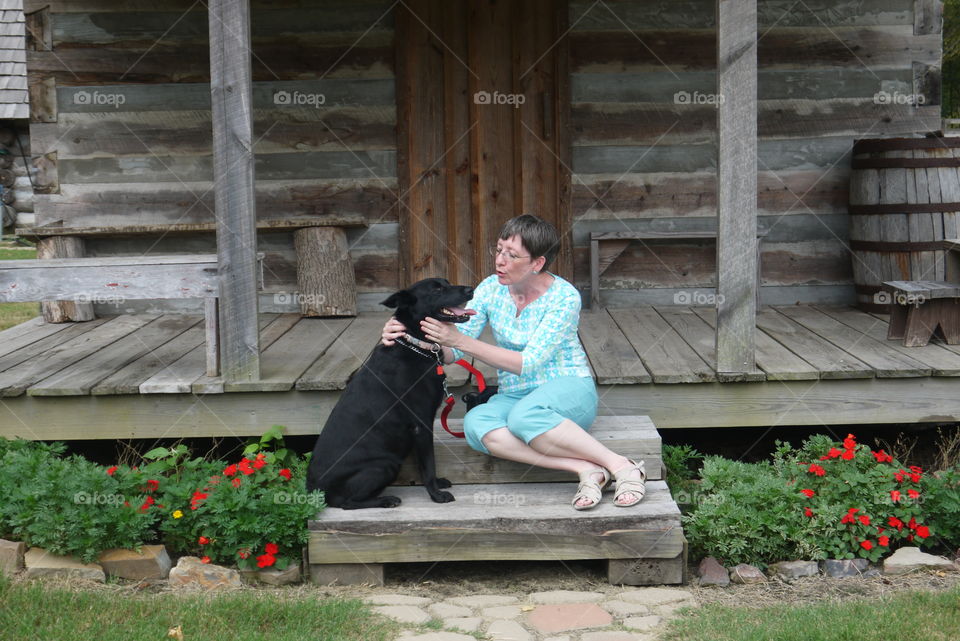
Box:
[570,0,942,305]
[22,0,944,310]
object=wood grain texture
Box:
[608,307,715,383]
[295,312,387,390]
[578,308,652,384]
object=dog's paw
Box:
[379,495,402,508]
[430,490,455,503]
[435,477,452,489]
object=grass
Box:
[663,586,960,641]
[0,576,400,641]
[0,243,39,331]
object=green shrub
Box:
[662,444,703,509]
[920,467,960,549]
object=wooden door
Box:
[396,0,571,288]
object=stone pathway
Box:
[365,588,698,641]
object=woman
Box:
[381,214,645,509]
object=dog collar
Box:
[397,333,442,358]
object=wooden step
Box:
[396,415,663,485]
[307,480,684,585]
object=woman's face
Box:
[493,234,538,286]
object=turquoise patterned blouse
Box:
[450,273,592,394]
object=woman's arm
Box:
[421,318,523,375]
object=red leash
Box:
[439,359,487,438]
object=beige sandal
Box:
[572,467,611,510]
[612,459,646,507]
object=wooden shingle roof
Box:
[0,1,27,120]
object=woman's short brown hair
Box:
[499,214,560,270]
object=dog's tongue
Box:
[448,306,476,316]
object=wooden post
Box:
[293,226,357,317]
[37,236,94,323]
[715,0,757,375]
[208,0,259,382]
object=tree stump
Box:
[293,226,356,317]
[37,236,95,323]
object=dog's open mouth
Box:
[435,306,476,323]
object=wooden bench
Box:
[589,231,765,309]
[883,239,960,347]
[306,415,686,586]
[0,254,225,375]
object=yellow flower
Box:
[172,510,183,519]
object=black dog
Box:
[306,278,475,509]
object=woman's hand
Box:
[420,317,463,349]
[381,317,407,346]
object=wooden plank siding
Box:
[21,0,944,311]
[570,0,942,307]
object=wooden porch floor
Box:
[2,305,959,439]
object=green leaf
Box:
[144,447,171,460]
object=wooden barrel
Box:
[849,137,960,312]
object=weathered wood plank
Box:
[692,306,819,380]
[0,315,151,396]
[775,304,930,377]
[608,307,715,383]
[27,315,206,396]
[716,0,758,375]
[139,315,275,394]
[755,307,873,378]
[0,316,109,375]
[90,319,205,395]
[657,306,765,382]
[578,309,651,384]
[209,0,259,384]
[0,316,71,360]
[397,416,663,484]
[225,316,352,392]
[295,313,387,390]
[815,304,960,376]
[0,255,218,302]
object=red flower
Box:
[237,549,250,560]
[800,489,815,498]
[190,491,208,510]
[907,534,915,542]
[238,458,255,476]
[256,553,276,568]
[231,478,242,488]
[916,525,930,538]
[908,489,920,499]
[808,464,826,477]
[106,466,118,476]
[252,458,267,471]
[804,507,814,517]
[910,473,921,483]
[827,448,842,459]
[223,464,238,477]
[879,535,890,546]
[841,449,855,461]
[139,496,155,512]
[889,516,904,530]
[841,513,856,525]
[264,542,279,555]
[145,479,159,493]
[910,465,923,474]
[198,536,209,545]
[872,450,893,463]
[908,517,918,531]
[278,469,292,481]
[858,514,871,526]
[860,540,873,550]
[890,490,901,502]
[843,434,857,449]
[200,556,211,564]
[894,470,906,483]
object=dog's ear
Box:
[381,289,415,309]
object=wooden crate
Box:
[307,415,685,586]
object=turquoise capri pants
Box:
[463,376,599,455]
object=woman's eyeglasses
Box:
[489,246,530,262]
